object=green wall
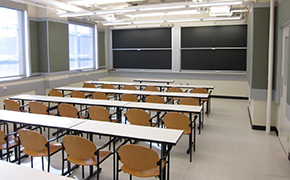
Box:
[48,21,69,72]
[252,7,270,89]
[29,20,39,73]
[37,21,49,73]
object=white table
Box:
[133,78,175,84]
[0,160,73,180]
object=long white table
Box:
[133,78,175,84]
[0,110,183,180]
[0,160,73,180]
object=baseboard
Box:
[211,95,248,100]
[247,107,279,136]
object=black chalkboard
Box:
[181,25,247,48]
[113,50,171,69]
[181,49,246,71]
[112,28,171,48]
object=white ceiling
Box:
[10,0,272,26]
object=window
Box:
[0,7,25,78]
[69,23,94,70]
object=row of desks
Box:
[0,109,183,180]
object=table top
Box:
[0,110,85,129]
[70,120,184,145]
[125,102,202,113]
[9,94,129,107]
[86,81,215,90]
[0,161,73,180]
[54,86,209,99]
[133,79,175,83]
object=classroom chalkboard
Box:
[181,49,246,71]
[112,28,171,48]
[181,25,247,48]
[181,25,247,71]
[112,28,172,69]
[113,50,172,69]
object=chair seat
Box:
[121,159,166,177]
[23,142,62,157]
[0,136,18,149]
[67,150,112,166]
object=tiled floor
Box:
[5,98,290,179]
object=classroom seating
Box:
[144,85,159,91]
[3,99,23,112]
[62,135,114,180]
[71,90,86,99]
[57,103,87,119]
[92,92,109,100]
[88,106,119,123]
[17,129,62,172]
[117,144,166,179]
[163,112,195,162]
[83,82,95,88]
[191,88,209,118]
[48,89,64,97]
[167,87,183,103]
[102,84,116,99]
[123,85,137,91]
[125,109,157,127]
[0,127,18,162]
[145,95,165,126]
[120,94,139,102]
[29,101,57,115]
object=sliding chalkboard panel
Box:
[113,50,171,69]
[181,49,246,71]
[181,25,247,48]
[112,28,171,48]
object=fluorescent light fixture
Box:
[102,21,132,26]
[69,0,144,5]
[167,10,200,15]
[133,20,164,24]
[127,12,166,17]
[95,9,136,15]
[203,16,242,21]
[166,18,200,23]
[189,1,242,8]
[58,12,94,17]
[139,5,185,11]
[210,6,230,13]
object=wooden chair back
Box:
[29,101,47,114]
[191,88,208,94]
[83,83,95,88]
[179,98,200,106]
[92,92,108,100]
[58,103,78,118]
[121,94,138,102]
[0,130,6,145]
[123,85,137,91]
[3,99,20,111]
[119,144,159,171]
[146,95,164,104]
[63,135,96,160]
[163,112,190,132]
[49,89,63,97]
[89,106,110,122]
[144,86,158,92]
[18,129,47,151]
[71,90,86,98]
[102,84,115,89]
[126,109,150,126]
[167,87,183,93]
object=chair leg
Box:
[82,165,84,179]
[130,174,132,180]
[42,156,44,171]
[0,149,2,160]
[31,156,33,168]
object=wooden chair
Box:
[71,90,86,99]
[117,144,166,179]
[163,112,197,162]
[102,84,116,99]
[88,106,119,123]
[17,129,62,172]
[62,135,114,180]
[0,126,19,162]
[58,103,86,119]
[83,83,95,88]
[123,85,137,91]
[3,99,23,111]
[145,95,164,126]
[48,89,63,97]
[125,109,157,127]
[167,87,183,103]
[92,92,108,100]
[144,85,159,92]
[191,88,209,117]
[121,94,138,102]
